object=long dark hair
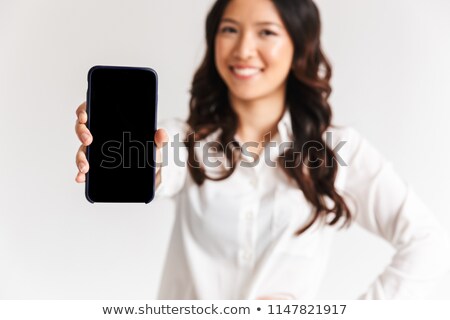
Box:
[185,0,351,235]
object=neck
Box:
[230,89,286,143]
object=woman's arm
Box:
[341,128,450,299]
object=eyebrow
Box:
[220,17,282,28]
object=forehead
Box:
[221,0,283,25]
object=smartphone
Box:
[85,65,158,203]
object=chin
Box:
[229,89,266,102]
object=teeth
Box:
[232,67,261,76]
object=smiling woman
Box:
[74,0,450,300]
[186,0,350,237]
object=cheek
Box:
[263,42,294,72]
[215,39,232,69]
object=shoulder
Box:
[158,118,222,143]
[325,125,390,187]
[323,125,365,163]
[158,117,190,138]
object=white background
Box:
[0,0,449,299]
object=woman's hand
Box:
[74,101,168,188]
[74,102,92,183]
[256,293,296,300]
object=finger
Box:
[155,168,162,185]
[155,128,169,149]
[75,171,86,183]
[155,129,168,169]
[75,120,93,146]
[256,296,276,300]
[76,102,88,124]
[256,293,296,300]
[76,145,90,174]
[156,147,162,169]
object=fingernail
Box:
[81,133,90,143]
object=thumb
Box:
[155,128,169,149]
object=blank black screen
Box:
[86,66,157,203]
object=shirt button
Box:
[240,210,254,221]
[240,250,253,262]
[249,176,258,188]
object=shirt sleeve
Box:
[340,127,450,299]
[154,118,189,199]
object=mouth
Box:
[229,66,264,79]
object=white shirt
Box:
[154,110,450,299]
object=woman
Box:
[75,0,450,299]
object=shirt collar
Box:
[276,107,293,143]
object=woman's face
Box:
[215,0,294,103]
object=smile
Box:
[229,66,263,79]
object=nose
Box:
[233,31,257,60]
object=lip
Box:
[231,64,263,69]
[229,65,264,80]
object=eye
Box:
[219,26,238,34]
[260,29,277,37]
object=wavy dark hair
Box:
[185,0,352,235]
